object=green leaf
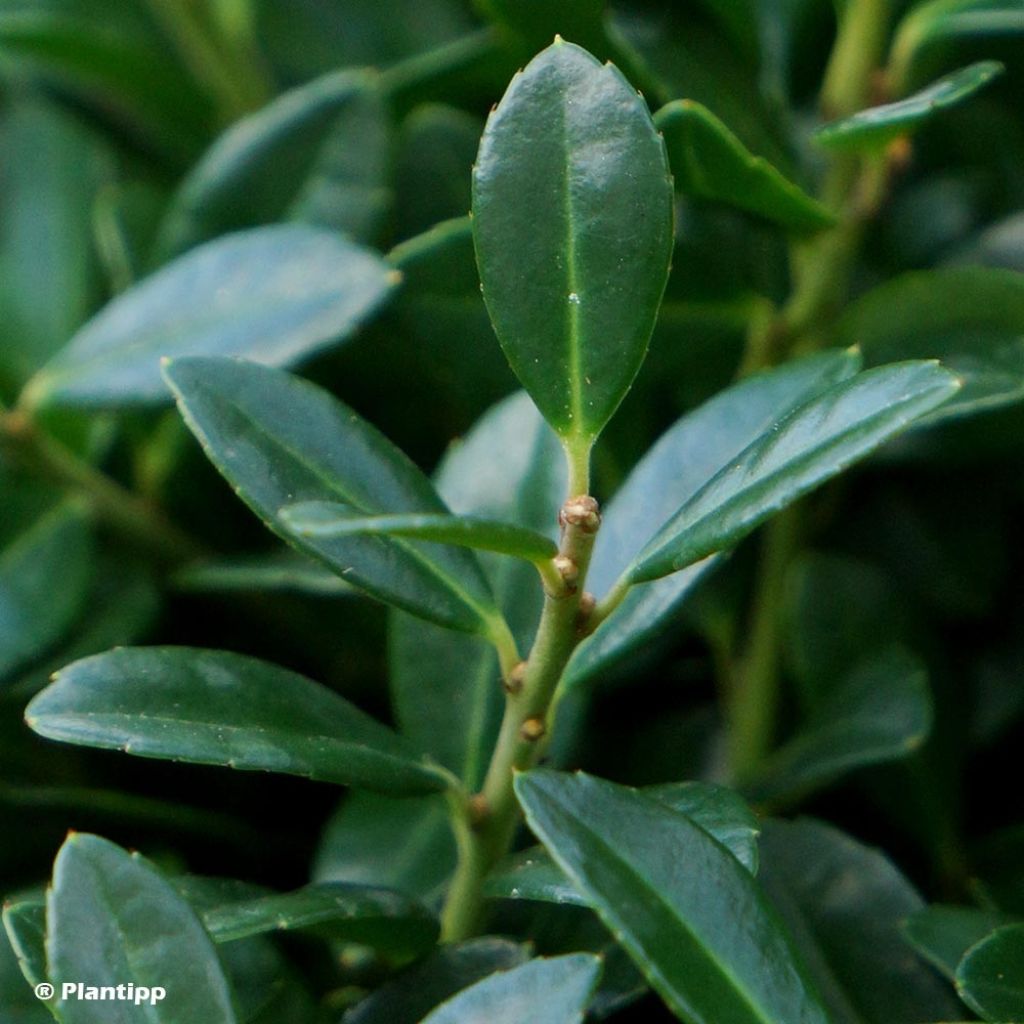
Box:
[25,647,450,795]
[0,503,94,683]
[47,833,237,1023]
[838,269,1024,421]
[563,349,861,691]
[2,898,47,990]
[515,769,830,1024]
[173,550,355,597]
[816,61,1003,151]
[164,357,504,637]
[157,70,392,258]
[418,954,602,1024]
[629,362,960,583]
[472,39,673,446]
[343,937,530,1024]
[0,902,55,1023]
[201,882,437,958]
[655,100,835,232]
[746,647,933,804]
[758,819,964,1024]
[904,906,1016,981]
[956,923,1024,1022]
[282,504,557,564]
[24,226,397,409]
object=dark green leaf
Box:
[816,62,1003,151]
[746,647,933,803]
[172,550,355,597]
[656,100,834,232]
[839,269,1024,421]
[25,647,450,795]
[281,504,557,563]
[472,40,673,446]
[1,899,47,990]
[201,882,437,958]
[164,357,506,637]
[0,901,55,1023]
[0,503,94,683]
[157,70,392,258]
[418,954,602,1024]
[47,833,237,1023]
[904,906,1016,981]
[25,226,397,408]
[515,770,830,1024]
[629,362,960,582]
[956,923,1024,1022]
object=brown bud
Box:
[503,661,528,695]
[520,717,546,742]
[468,794,490,828]
[553,555,579,587]
[560,495,601,533]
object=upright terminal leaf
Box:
[656,100,835,232]
[25,226,397,409]
[164,357,505,637]
[515,770,830,1024]
[904,906,1016,980]
[47,833,237,1024]
[956,923,1024,1022]
[418,954,602,1024]
[816,61,1003,151]
[472,40,673,451]
[26,647,450,795]
[629,362,960,582]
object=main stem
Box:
[440,455,600,941]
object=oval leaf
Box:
[514,769,830,1024]
[25,647,449,795]
[656,100,835,232]
[629,362,960,582]
[418,954,602,1024]
[25,226,397,409]
[164,357,503,637]
[47,833,237,1023]
[472,39,673,445]
[904,906,1016,981]
[956,923,1024,1022]
[1,899,47,991]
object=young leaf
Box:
[816,61,1004,151]
[417,954,602,1024]
[47,833,237,1023]
[201,882,438,958]
[2,898,47,990]
[562,349,862,690]
[629,362,960,583]
[745,646,933,804]
[24,226,397,409]
[955,923,1024,1022]
[281,504,557,564]
[655,100,835,232]
[838,268,1024,420]
[164,357,505,637]
[904,906,1016,981]
[0,503,94,683]
[25,647,450,795]
[472,40,673,448]
[515,770,830,1024]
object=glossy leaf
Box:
[816,62,1003,151]
[629,362,960,582]
[956,923,1024,1022]
[838,269,1024,421]
[515,770,830,1024]
[202,882,437,958]
[656,100,834,231]
[904,906,1016,981]
[47,833,237,1023]
[472,40,673,445]
[1,898,47,990]
[157,70,392,258]
[746,647,933,803]
[25,647,450,795]
[343,938,530,1024]
[25,226,397,408]
[281,504,557,563]
[0,503,94,683]
[164,357,503,636]
[563,349,862,690]
[418,954,602,1024]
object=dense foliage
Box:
[2,1,1024,1022]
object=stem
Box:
[0,411,203,563]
